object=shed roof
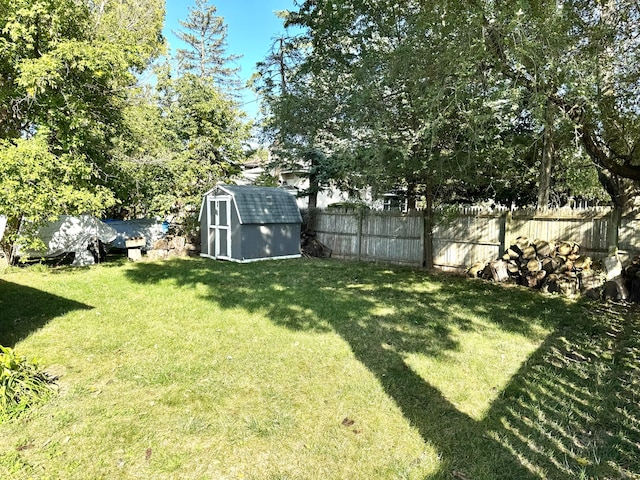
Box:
[211,185,302,225]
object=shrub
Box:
[0,346,56,421]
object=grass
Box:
[0,256,638,479]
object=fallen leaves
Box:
[341,417,361,434]
[341,417,355,427]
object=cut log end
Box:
[468,239,607,299]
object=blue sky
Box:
[163,0,299,119]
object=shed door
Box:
[208,195,231,259]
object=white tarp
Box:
[106,218,167,250]
[22,214,117,266]
[0,215,6,243]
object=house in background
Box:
[236,156,361,210]
[199,184,302,263]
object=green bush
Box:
[0,346,56,421]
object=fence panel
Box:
[361,213,423,266]
[315,211,360,260]
[312,206,634,271]
[620,214,640,262]
[432,213,503,270]
[508,210,611,257]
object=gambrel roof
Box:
[202,185,302,225]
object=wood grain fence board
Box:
[433,215,503,244]
[359,214,423,265]
[315,231,357,258]
[315,212,359,234]
[620,216,640,253]
[361,236,423,265]
[313,207,636,270]
[431,213,503,269]
[362,213,423,238]
[432,240,500,270]
[508,215,611,255]
[314,212,359,259]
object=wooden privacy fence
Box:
[312,207,640,271]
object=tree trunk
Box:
[406,181,417,212]
[598,170,639,213]
[307,190,318,209]
[596,171,640,254]
[307,153,319,210]
[537,100,555,209]
[5,215,21,265]
[423,180,434,269]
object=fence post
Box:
[423,207,434,269]
[502,210,513,254]
[356,208,364,262]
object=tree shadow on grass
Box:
[0,279,93,347]
[125,258,640,479]
[488,302,640,479]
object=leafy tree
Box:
[257,47,347,207]
[0,0,90,141]
[108,64,250,234]
[261,0,638,212]
[464,0,640,209]
[0,131,115,258]
[88,0,165,71]
[0,0,164,257]
[104,0,250,236]
[256,30,325,207]
[156,69,248,216]
[263,1,504,209]
[108,86,176,219]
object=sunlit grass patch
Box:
[0,257,637,479]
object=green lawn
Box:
[0,257,638,479]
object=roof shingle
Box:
[216,185,303,225]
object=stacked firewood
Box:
[467,237,602,297]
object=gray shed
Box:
[199,185,302,262]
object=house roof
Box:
[208,185,302,225]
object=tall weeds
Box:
[0,346,56,422]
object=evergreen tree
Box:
[174,0,240,89]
